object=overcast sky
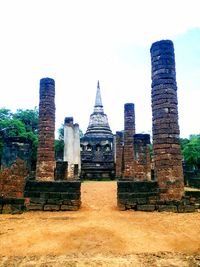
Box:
[0,0,200,138]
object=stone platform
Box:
[24,180,81,211]
[117,180,200,212]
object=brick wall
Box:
[24,180,81,211]
[117,181,199,212]
[0,158,28,198]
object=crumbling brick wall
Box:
[0,158,28,198]
[151,40,184,200]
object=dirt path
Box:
[0,181,200,266]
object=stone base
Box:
[117,180,200,212]
[0,197,26,214]
[24,180,81,211]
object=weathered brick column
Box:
[150,40,184,200]
[36,78,55,181]
[134,134,151,181]
[123,103,135,178]
[115,131,123,178]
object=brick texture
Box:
[123,103,135,178]
[150,40,184,200]
[0,158,28,198]
[36,78,55,181]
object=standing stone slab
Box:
[36,78,55,181]
[123,103,135,178]
[150,40,184,200]
[64,117,81,179]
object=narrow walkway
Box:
[81,181,117,211]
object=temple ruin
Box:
[80,81,115,179]
[0,40,200,214]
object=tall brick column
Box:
[36,78,55,181]
[115,131,123,178]
[123,103,135,178]
[150,40,184,200]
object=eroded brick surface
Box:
[151,40,184,200]
[0,158,28,198]
[123,103,135,178]
[36,78,55,181]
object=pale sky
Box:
[0,0,200,138]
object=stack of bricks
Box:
[115,131,124,178]
[0,158,28,198]
[36,78,55,181]
[150,40,184,200]
[24,180,81,211]
[117,180,199,212]
[134,134,151,181]
[0,158,27,214]
[123,103,135,178]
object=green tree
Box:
[182,135,200,170]
[0,108,39,167]
[13,107,38,133]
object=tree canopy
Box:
[181,135,200,170]
[0,107,39,166]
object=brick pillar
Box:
[134,134,151,181]
[123,103,135,178]
[115,131,123,178]
[150,40,184,200]
[36,78,55,181]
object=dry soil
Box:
[0,181,200,266]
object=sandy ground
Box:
[0,181,200,266]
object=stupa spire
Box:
[85,81,112,137]
[95,80,103,108]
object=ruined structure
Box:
[23,78,81,212]
[1,41,199,214]
[151,40,184,200]
[64,117,81,179]
[123,103,135,178]
[36,78,55,181]
[0,137,31,213]
[1,137,32,169]
[117,40,199,212]
[115,104,151,181]
[80,81,115,179]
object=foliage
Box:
[181,135,200,170]
[54,139,64,160]
[0,107,39,166]
[13,108,39,134]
